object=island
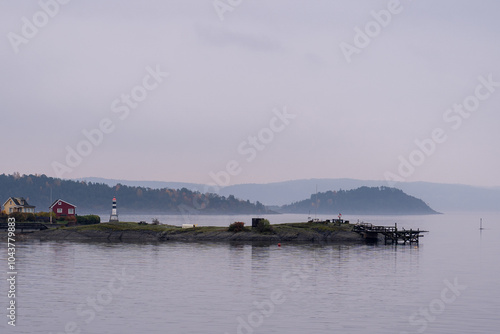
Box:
[24,221,365,243]
[279,186,438,215]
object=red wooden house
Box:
[50,199,77,217]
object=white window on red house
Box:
[57,208,62,213]
[68,209,74,214]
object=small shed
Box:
[252,218,265,228]
[50,199,77,217]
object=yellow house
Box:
[2,197,36,214]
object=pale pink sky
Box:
[1,0,499,187]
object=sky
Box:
[1,0,499,188]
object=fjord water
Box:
[1,212,499,334]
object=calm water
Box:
[1,212,499,334]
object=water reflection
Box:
[9,212,500,334]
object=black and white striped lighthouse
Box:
[109,197,119,222]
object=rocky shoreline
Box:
[18,222,365,244]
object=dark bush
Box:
[8,212,27,222]
[255,219,274,234]
[56,215,67,222]
[36,211,56,219]
[35,216,50,223]
[76,215,101,225]
[24,213,36,222]
[228,221,246,232]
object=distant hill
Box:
[279,186,438,215]
[78,177,500,212]
[0,174,271,215]
[218,179,500,213]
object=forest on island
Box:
[279,186,438,215]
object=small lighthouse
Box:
[109,197,119,222]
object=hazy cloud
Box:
[1,0,499,186]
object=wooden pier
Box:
[352,222,427,245]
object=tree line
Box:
[0,173,270,214]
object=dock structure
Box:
[352,222,427,245]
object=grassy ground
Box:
[273,221,354,232]
[19,221,361,243]
[62,222,227,233]
[60,221,354,234]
